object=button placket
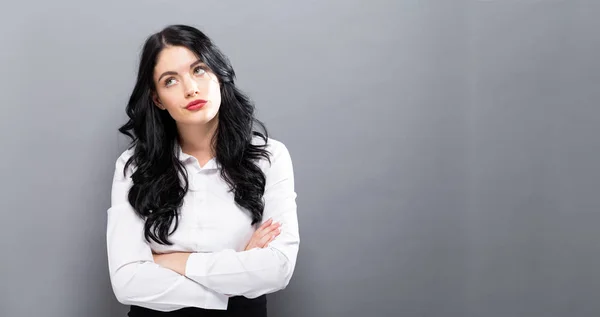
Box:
[195,170,209,250]
[196,172,205,223]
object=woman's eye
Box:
[165,78,176,87]
[194,66,206,75]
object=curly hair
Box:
[118,25,270,245]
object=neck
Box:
[176,118,218,161]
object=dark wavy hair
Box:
[118,24,271,245]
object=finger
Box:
[246,238,260,250]
[249,221,280,249]
[258,228,280,247]
[256,222,281,239]
[267,229,281,245]
[266,232,279,246]
[257,218,273,231]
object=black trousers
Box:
[128,295,267,317]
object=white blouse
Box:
[106,138,299,311]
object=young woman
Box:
[106,24,299,317]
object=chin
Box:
[178,113,218,126]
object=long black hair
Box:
[118,24,271,245]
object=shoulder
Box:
[252,135,292,162]
[113,146,136,178]
[118,146,135,161]
[252,136,294,177]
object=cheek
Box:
[157,90,180,110]
[209,82,222,107]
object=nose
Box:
[183,76,199,98]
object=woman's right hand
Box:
[244,218,282,251]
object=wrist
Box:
[175,252,192,275]
[154,252,192,275]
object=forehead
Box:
[154,46,200,75]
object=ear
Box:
[151,91,164,110]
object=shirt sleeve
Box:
[106,150,229,311]
[184,141,300,298]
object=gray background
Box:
[0,0,599,316]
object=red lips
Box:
[186,99,208,110]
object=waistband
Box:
[128,295,267,317]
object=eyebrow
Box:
[157,60,204,82]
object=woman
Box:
[106,24,299,317]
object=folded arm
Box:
[184,142,300,298]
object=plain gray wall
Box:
[1,1,599,316]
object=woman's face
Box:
[152,46,221,126]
